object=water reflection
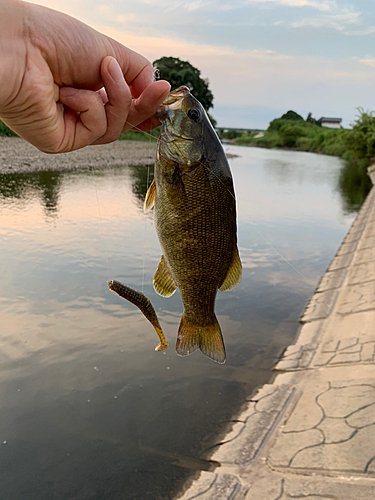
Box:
[0,146,359,499]
[338,160,372,214]
[0,170,62,217]
[128,164,155,205]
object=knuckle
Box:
[105,131,120,143]
[97,120,107,138]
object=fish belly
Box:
[154,165,236,324]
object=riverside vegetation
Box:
[231,109,375,212]
[232,109,375,167]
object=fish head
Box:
[156,86,210,168]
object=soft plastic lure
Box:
[108,279,169,352]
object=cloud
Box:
[138,0,336,12]
[245,0,336,11]
[91,23,285,62]
[90,21,375,106]
[345,26,375,36]
[196,0,337,13]
[290,4,375,36]
[184,1,207,11]
[359,58,375,68]
[138,0,209,11]
[292,9,361,31]
[96,5,137,23]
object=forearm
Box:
[0,0,27,114]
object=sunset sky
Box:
[29,0,375,128]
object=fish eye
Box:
[187,108,201,122]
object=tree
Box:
[280,110,304,121]
[306,112,316,124]
[153,57,214,111]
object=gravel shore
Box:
[0,137,157,174]
[0,136,238,175]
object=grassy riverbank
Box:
[234,109,375,171]
[236,121,348,157]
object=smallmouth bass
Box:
[145,86,242,364]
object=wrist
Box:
[0,0,27,115]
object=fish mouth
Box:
[163,86,190,108]
[155,86,190,121]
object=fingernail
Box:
[108,57,125,83]
[60,87,78,97]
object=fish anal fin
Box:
[176,313,226,364]
[153,255,177,297]
[144,179,156,212]
[219,247,242,292]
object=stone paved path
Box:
[175,169,375,500]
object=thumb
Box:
[58,87,107,152]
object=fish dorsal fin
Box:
[219,247,242,292]
[153,255,177,297]
[144,179,156,212]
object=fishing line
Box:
[140,127,153,293]
[93,174,111,282]
[124,119,334,314]
[201,158,334,314]
[90,115,154,294]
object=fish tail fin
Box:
[176,313,226,364]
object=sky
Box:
[29,0,375,129]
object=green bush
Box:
[344,109,375,162]
[320,130,348,157]
[221,130,244,140]
[280,110,304,121]
[0,120,17,137]
[118,128,159,142]
[339,158,373,213]
[268,118,288,132]
[279,123,306,148]
[296,136,314,151]
[235,132,256,144]
[235,114,351,158]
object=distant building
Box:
[318,117,342,129]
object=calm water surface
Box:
[0,146,357,499]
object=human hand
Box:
[0,0,170,153]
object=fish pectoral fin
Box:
[219,247,242,292]
[144,179,156,212]
[153,255,177,297]
[176,313,226,364]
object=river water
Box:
[0,146,359,499]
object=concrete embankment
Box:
[176,169,375,500]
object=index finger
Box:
[110,43,155,99]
